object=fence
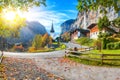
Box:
[67,51,120,65]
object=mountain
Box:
[72,8,120,30]
[60,19,75,34]
[71,11,99,30]
[7,21,47,44]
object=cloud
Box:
[24,7,70,34]
[63,10,78,14]
[67,10,77,14]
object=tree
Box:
[55,37,60,46]
[32,34,42,50]
[98,15,110,31]
[42,33,49,47]
[112,17,120,28]
[77,0,120,14]
[0,0,46,12]
[48,36,53,48]
[0,0,46,37]
[61,32,70,42]
[0,0,46,52]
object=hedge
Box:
[107,42,120,50]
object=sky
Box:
[25,0,78,35]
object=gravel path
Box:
[35,57,120,80]
[3,57,64,80]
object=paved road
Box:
[64,42,88,49]
[2,42,120,80]
[2,42,84,58]
[35,58,120,80]
[3,50,66,58]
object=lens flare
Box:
[4,11,16,21]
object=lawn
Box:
[88,50,120,54]
[75,37,96,47]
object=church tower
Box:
[50,21,55,38]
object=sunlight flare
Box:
[2,8,26,22]
[4,11,16,21]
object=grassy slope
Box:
[75,37,96,47]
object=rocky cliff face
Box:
[72,11,99,30]
[60,19,75,34]
[60,11,98,35]
[60,8,120,36]
[72,8,120,30]
[7,21,47,44]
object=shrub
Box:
[28,47,35,52]
[13,43,24,52]
[101,37,119,49]
[107,43,114,50]
[107,42,120,50]
[94,40,102,50]
[114,42,120,49]
[60,44,66,49]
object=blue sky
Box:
[25,0,78,35]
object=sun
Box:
[4,11,16,21]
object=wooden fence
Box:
[66,46,96,53]
[66,51,120,65]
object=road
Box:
[1,42,120,80]
[64,42,88,49]
[3,50,65,58]
[2,42,84,58]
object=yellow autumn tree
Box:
[42,33,49,47]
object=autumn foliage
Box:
[29,33,52,51]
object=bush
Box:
[94,40,102,50]
[107,42,120,50]
[101,37,119,49]
[107,43,114,50]
[114,42,120,49]
[54,44,66,50]
[60,44,66,49]
[28,47,35,52]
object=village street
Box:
[1,42,120,80]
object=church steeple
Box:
[50,21,55,33]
